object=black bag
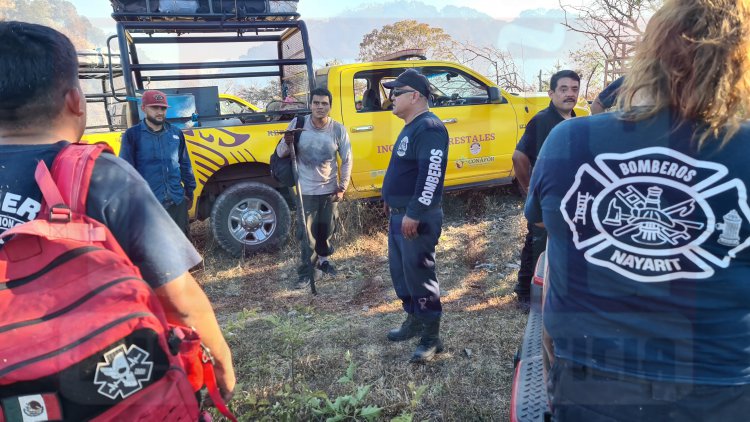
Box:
[158,0,199,13]
[110,0,157,13]
[270,116,305,187]
[212,0,267,15]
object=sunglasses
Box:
[389,89,418,99]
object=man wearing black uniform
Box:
[512,70,580,303]
[381,69,449,363]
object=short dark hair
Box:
[549,70,581,91]
[0,21,79,129]
[310,87,333,105]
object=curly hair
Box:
[619,0,750,144]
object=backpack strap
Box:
[0,157,109,245]
[48,143,112,214]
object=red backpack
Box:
[0,144,235,422]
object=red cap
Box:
[141,90,170,108]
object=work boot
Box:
[294,277,311,290]
[410,316,445,363]
[387,313,421,342]
[318,260,337,276]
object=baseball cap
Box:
[383,69,431,98]
[141,90,170,108]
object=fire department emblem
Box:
[93,344,153,399]
[396,136,409,157]
[561,147,750,282]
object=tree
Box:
[567,44,606,99]
[1,0,106,48]
[357,20,457,62]
[234,79,281,111]
[559,0,663,84]
[451,41,532,92]
[358,20,532,92]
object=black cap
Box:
[383,69,430,98]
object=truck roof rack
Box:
[110,0,300,23]
[78,49,122,80]
[373,49,427,62]
[106,17,313,126]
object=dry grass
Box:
[191,186,529,421]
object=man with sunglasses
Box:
[381,69,449,363]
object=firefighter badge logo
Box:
[396,136,409,157]
[561,147,750,282]
[93,344,153,399]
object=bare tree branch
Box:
[559,0,662,84]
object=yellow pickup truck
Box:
[81,11,586,257]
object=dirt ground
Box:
[191,186,529,421]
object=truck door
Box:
[339,66,410,198]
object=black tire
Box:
[210,181,291,256]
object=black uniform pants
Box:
[387,207,443,320]
[516,221,547,295]
[297,193,338,280]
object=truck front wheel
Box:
[210,182,290,256]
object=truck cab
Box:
[315,57,564,199]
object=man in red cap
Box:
[120,90,196,236]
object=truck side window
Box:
[423,68,491,107]
[353,69,408,113]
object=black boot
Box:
[410,316,444,363]
[387,313,421,342]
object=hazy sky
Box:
[69,0,575,85]
[70,1,565,31]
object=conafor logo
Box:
[561,147,750,282]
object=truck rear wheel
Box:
[210,182,290,256]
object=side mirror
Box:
[488,87,503,104]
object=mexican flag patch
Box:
[1,393,62,422]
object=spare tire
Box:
[210,181,290,256]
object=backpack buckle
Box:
[49,204,72,223]
[201,343,215,365]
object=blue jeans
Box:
[387,208,443,320]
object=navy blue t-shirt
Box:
[381,111,449,219]
[0,141,201,288]
[526,109,750,384]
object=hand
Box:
[334,190,345,202]
[283,132,295,145]
[401,215,420,240]
[214,362,236,404]
[184,195,193,209]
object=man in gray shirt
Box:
[276,88,353,289]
